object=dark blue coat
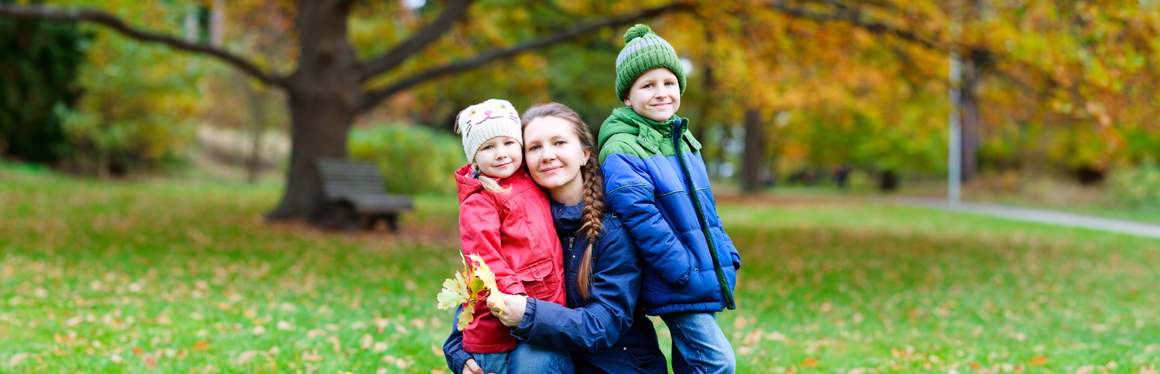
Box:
[444,202,666,374]
[597,108,740,316]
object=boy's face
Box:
[623,68,681,123]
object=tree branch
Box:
[358,0,476,83]
[768,0,947,52]
[0,4,287,87]
[358,1,693,113]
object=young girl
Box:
[452,99,572,374]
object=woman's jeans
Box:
[662,312,737,374]
[473,342,574,374]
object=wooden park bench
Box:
[315,157,413,232]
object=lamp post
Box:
[948,6,963,210]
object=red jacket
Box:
[455,164,566,353]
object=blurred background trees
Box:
[2,0,1159,213]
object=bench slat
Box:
[315,158,414,220]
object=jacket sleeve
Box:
[460,194,526,295]
[600,142,692,288]
[728,235,741,271]
[510,225,641,352]
[442,306,472,373]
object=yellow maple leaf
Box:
[469,254,504,314]
[437,272,470,310]
[456,305,474,331]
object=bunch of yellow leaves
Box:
[436,254,505,331]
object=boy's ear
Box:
[623,98,631,107]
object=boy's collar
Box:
[613,107,684,130]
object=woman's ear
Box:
[582,148,592,164]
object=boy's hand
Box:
[487,292,527,327]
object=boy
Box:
[597,24,741,374]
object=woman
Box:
[444,103,667,374]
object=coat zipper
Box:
[672,119,735,310]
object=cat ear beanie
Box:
[614,24,687,101]
[455,99,523,161]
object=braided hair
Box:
[521,103,605,300]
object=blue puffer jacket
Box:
[444,201,666,374]
[598,107,740,316]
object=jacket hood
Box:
[455,164,484,203]
[598,107,684,149]
[455,163,532,203]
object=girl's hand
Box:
[462,358,493,374]
[487,292,527,327]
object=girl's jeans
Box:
[662,312,737,374]
[473,342,574,374]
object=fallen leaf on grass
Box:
[8,353,29,367]
[302,349,322,362]
[190,341,210,351]
[142,353,158,369]
[742,330,762,345]
[1028,356,1047,365]
[237,351,258,365]
[800,358,818,368]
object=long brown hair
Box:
[521,103,605,300]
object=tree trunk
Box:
[960,0,984,182]
[265,0,359,222]
[960,52,981,181]
[245,83,266,184]
[740,108,765,193]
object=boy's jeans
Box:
[473,342,574,374]
[663,312,737,374]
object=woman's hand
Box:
[487,292,528,327]
[462,358,492,374]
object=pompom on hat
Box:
[615,24,686,101]
[455,99,523,161]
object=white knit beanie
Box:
[455,99,523,161]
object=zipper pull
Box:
[568,236,575,250]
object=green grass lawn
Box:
[2,163,1159,373]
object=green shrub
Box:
[348,123,464,195]
[1107,161,1160,208]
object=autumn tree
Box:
[0,0,693,223]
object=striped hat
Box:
[615,24,686,101]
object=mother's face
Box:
[523,116,590,192]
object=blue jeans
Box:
[473,343,574,374]
[662,312,736,374]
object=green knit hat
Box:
[615,24,686,101]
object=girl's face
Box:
[523,116,589,194]
[473,136,523,179]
